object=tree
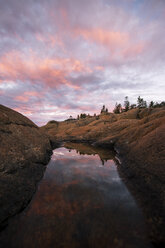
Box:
[137,96,142,108]
[143,101,147,108]
[124,96,130,112]
[153,101,165,108]
[130,104,136,109]
[101,105,105,113]
[113,103,122,114]
[137,96,147,108]
[160,101,165,107]
[80,113,87,119]
[149,101,154,108]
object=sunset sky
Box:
[0,0,165,125]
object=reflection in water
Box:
[0,144,152,248]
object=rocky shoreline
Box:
[42,107,165,247]
[0,104,164,247]
[106,143,164,248]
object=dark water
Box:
[0,144,152,248]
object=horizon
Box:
[0,0,165,125]
[2,95,163,127]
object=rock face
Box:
[41,107,165,246]
[0,105,52,229]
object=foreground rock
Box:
[0,105,52,229]
[41,107,165,246]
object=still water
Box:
[0,143,152,248]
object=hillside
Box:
[41,107,165,246]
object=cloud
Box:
[0,0,165,125]
[0,50,92,90]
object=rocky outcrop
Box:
[1,104,164,245]
[0,105,52,229]
[41,107,165,246]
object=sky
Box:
[0,0,165,125]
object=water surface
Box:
[0,144,152,248]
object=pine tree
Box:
[124,96,130,112]
[101,105,105,113]
[137,96,147,108]
[149,101,154,108]
[113,103,122,114]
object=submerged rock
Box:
[0,105,52,229]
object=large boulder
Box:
[0,105,52,229]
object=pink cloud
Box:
[95,66,104,71]
[13,107,33,116]
[14,95,29,102]
[25,91,41,97]
[72,27,147,61]
[77,28,129,49]
[14,91,43,103]
[35,33,64,48]
[0,51,91,89]
[123,43,145,58]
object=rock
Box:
[0,105,52,229]
[41,107,165,245]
